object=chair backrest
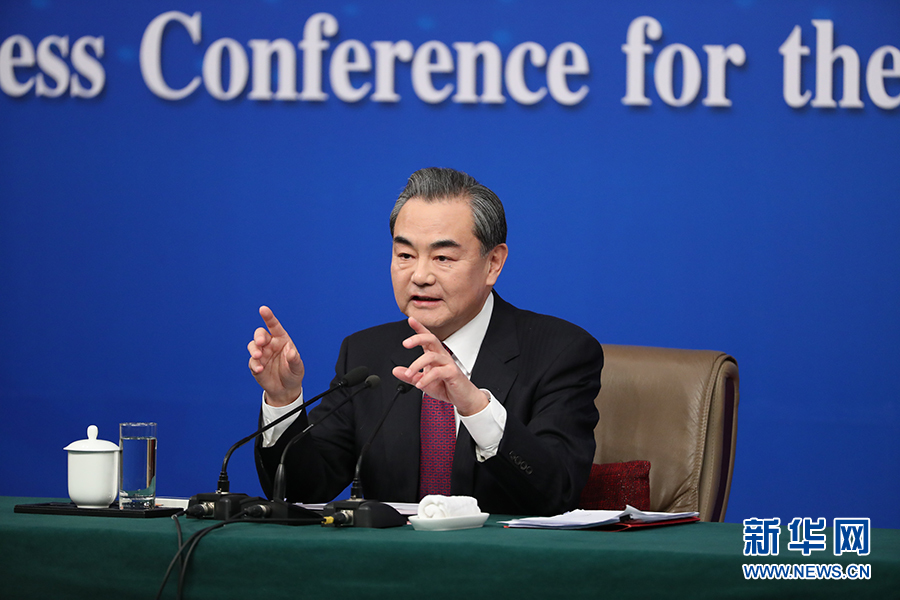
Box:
[593,344,739,522]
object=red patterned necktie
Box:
[418,391,456,498]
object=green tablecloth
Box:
[1,497,898,599]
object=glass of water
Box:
[119,422,157,509]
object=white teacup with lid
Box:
[64,425,119,508]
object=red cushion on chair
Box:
[578,461,651,511]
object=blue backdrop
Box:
[2,0,898,528]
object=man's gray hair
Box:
[389,167,507,256]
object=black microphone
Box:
[186,366,369,520]
[271,374,381,502]
[236,375,381,526]
[349,381,415,500]
[324,380,415,529]
[217,365,369,492]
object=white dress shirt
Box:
[261,293,507,461]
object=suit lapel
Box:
[452,293,520,495]
[469,294,520,403]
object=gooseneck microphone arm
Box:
[349,381,414,500]
[215,365,369,493]
[271,374,381,502]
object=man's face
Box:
[391,196,507,341]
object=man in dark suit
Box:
[250,168,602,516]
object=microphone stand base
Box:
[239,497,323,524]
[186,492,249,520]
[324,499,407,528]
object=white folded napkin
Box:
[417,495,481,519]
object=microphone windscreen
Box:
[341,366,370,387]
[364,375,381,389]
[396,382,414,393]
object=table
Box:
[2,497,898,599]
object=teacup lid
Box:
[64,425,119,452]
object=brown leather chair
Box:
[592,344,739,522]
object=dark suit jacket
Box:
[255,293,602,516]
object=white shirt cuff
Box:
[260,390,303,447]
[458,390,507,461]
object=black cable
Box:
[171,511,185,571]
[176,520,234,600]
[155,511,187,600]
[156,526,207,599]
[155,509,249,600]
[175,516,322,599]
[156,509,325,599]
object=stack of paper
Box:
[500,505,699,529]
